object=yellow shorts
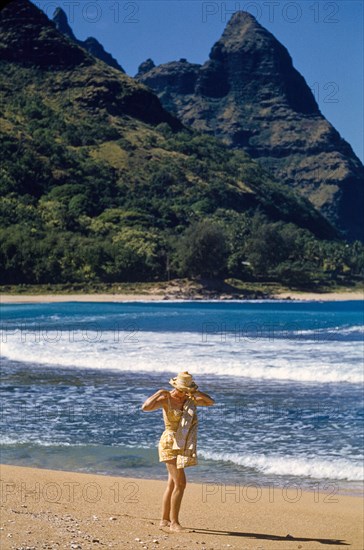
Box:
[158,430,179,462]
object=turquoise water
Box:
[1,300,363,495]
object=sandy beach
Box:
[271,291,363,302]
[0,464,362,550]
[1,290,363,303]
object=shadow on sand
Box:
[187,527,349,546]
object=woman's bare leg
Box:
[165,459,188,532]
[159,471,174,527]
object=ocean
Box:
[0,300,363,497]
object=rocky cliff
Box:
[137,12,364,241]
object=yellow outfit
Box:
[158,394,198,468]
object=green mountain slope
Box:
[0,0,363,287]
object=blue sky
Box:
[35,0,363,162]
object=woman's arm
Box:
[192,390,215,406]
[141,389,169,412]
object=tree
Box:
[173,220,228,278]
[244,220,288,278]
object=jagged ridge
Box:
[0,0,181,129]
[53,7,125,73]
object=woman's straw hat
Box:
[169,371,198,393]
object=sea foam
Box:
[1,329,363,384]
[199,449,364,481]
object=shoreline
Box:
[0,464,363,550]
[1,290,363,303]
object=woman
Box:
[141,371,215,532]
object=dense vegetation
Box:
[1,64,363,290]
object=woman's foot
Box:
[159,519,171,528]
[169,522,190,532]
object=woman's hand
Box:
[192,390,215,406]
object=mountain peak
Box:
[221,11,266,40]
[210,11,273,55]
[51,5,125,73]
[137,58,156,76]
[52,7,77,41]
[208,10,319,115]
